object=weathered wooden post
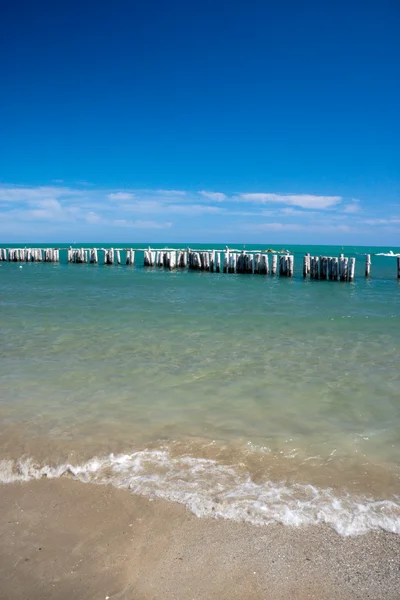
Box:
[216,253,221,273]
[116,250,121,265]
[271,254,277,275]
[236,251,244,274]
[324,256,329,279]
[240,253,247,274]
[247,254,254,274]
[143,247,155,267]
[223,251,229,273]
[349,257,356,282]
[341,257,348,281]
[332,257,339,280]
[228,253,237,273]
[189,252,200,270]
[168,251,177,270]
[320,257,327,280]
[265,253,270,275]
[199,252,204,270]
[327,257,333,280]
[287,255,294,277]
[303,255,308,278]
[314,256,319,279]
[279,255,288,276]
[90,248,98,264]
[210,251,215,272]
[365,254,371,277]
[145,249,155,266]
[339,254,344,280]
[144,247,155,266]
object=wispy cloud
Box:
[108,192,135,201]
[198,191,226,201]
[167,204,224,215]
[363,218,400,225]
[240,193,342,210]
[113,219,173,229]
[3,181,398,244]
[0,186,83,203]
[249,222,303,231]
[343,199,361,214]
[156,189,186,196]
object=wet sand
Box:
[0,479,399,600]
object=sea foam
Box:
[1,450,400,537]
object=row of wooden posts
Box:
[0,248,60,262]
[1,248,400,279]
[303,254,357,282]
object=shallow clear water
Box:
[1,243,400,535]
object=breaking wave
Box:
[1,450,400,537]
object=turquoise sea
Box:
[1,243,400,536]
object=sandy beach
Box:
[1,479,399,600]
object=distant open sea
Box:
[1,243,400,536]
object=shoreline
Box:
[1,478,399,600]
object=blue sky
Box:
[0,0,399,244]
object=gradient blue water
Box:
[1,244,400,534]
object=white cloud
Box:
[119,200,164,214]
[363,218,400,225]
[0,186,82,202]
[113,219,173,229]
[198,191,227,201]
[167,204,224,215]
[156,189,186,196]
[240,193,342,210]
[278,207,319,216]
[343,199,361,213]
[108,192,134,201]
[85,211,102,224]
[250,222,303,231]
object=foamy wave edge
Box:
[1,450,399,537]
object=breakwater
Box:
[1,247,400,280]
